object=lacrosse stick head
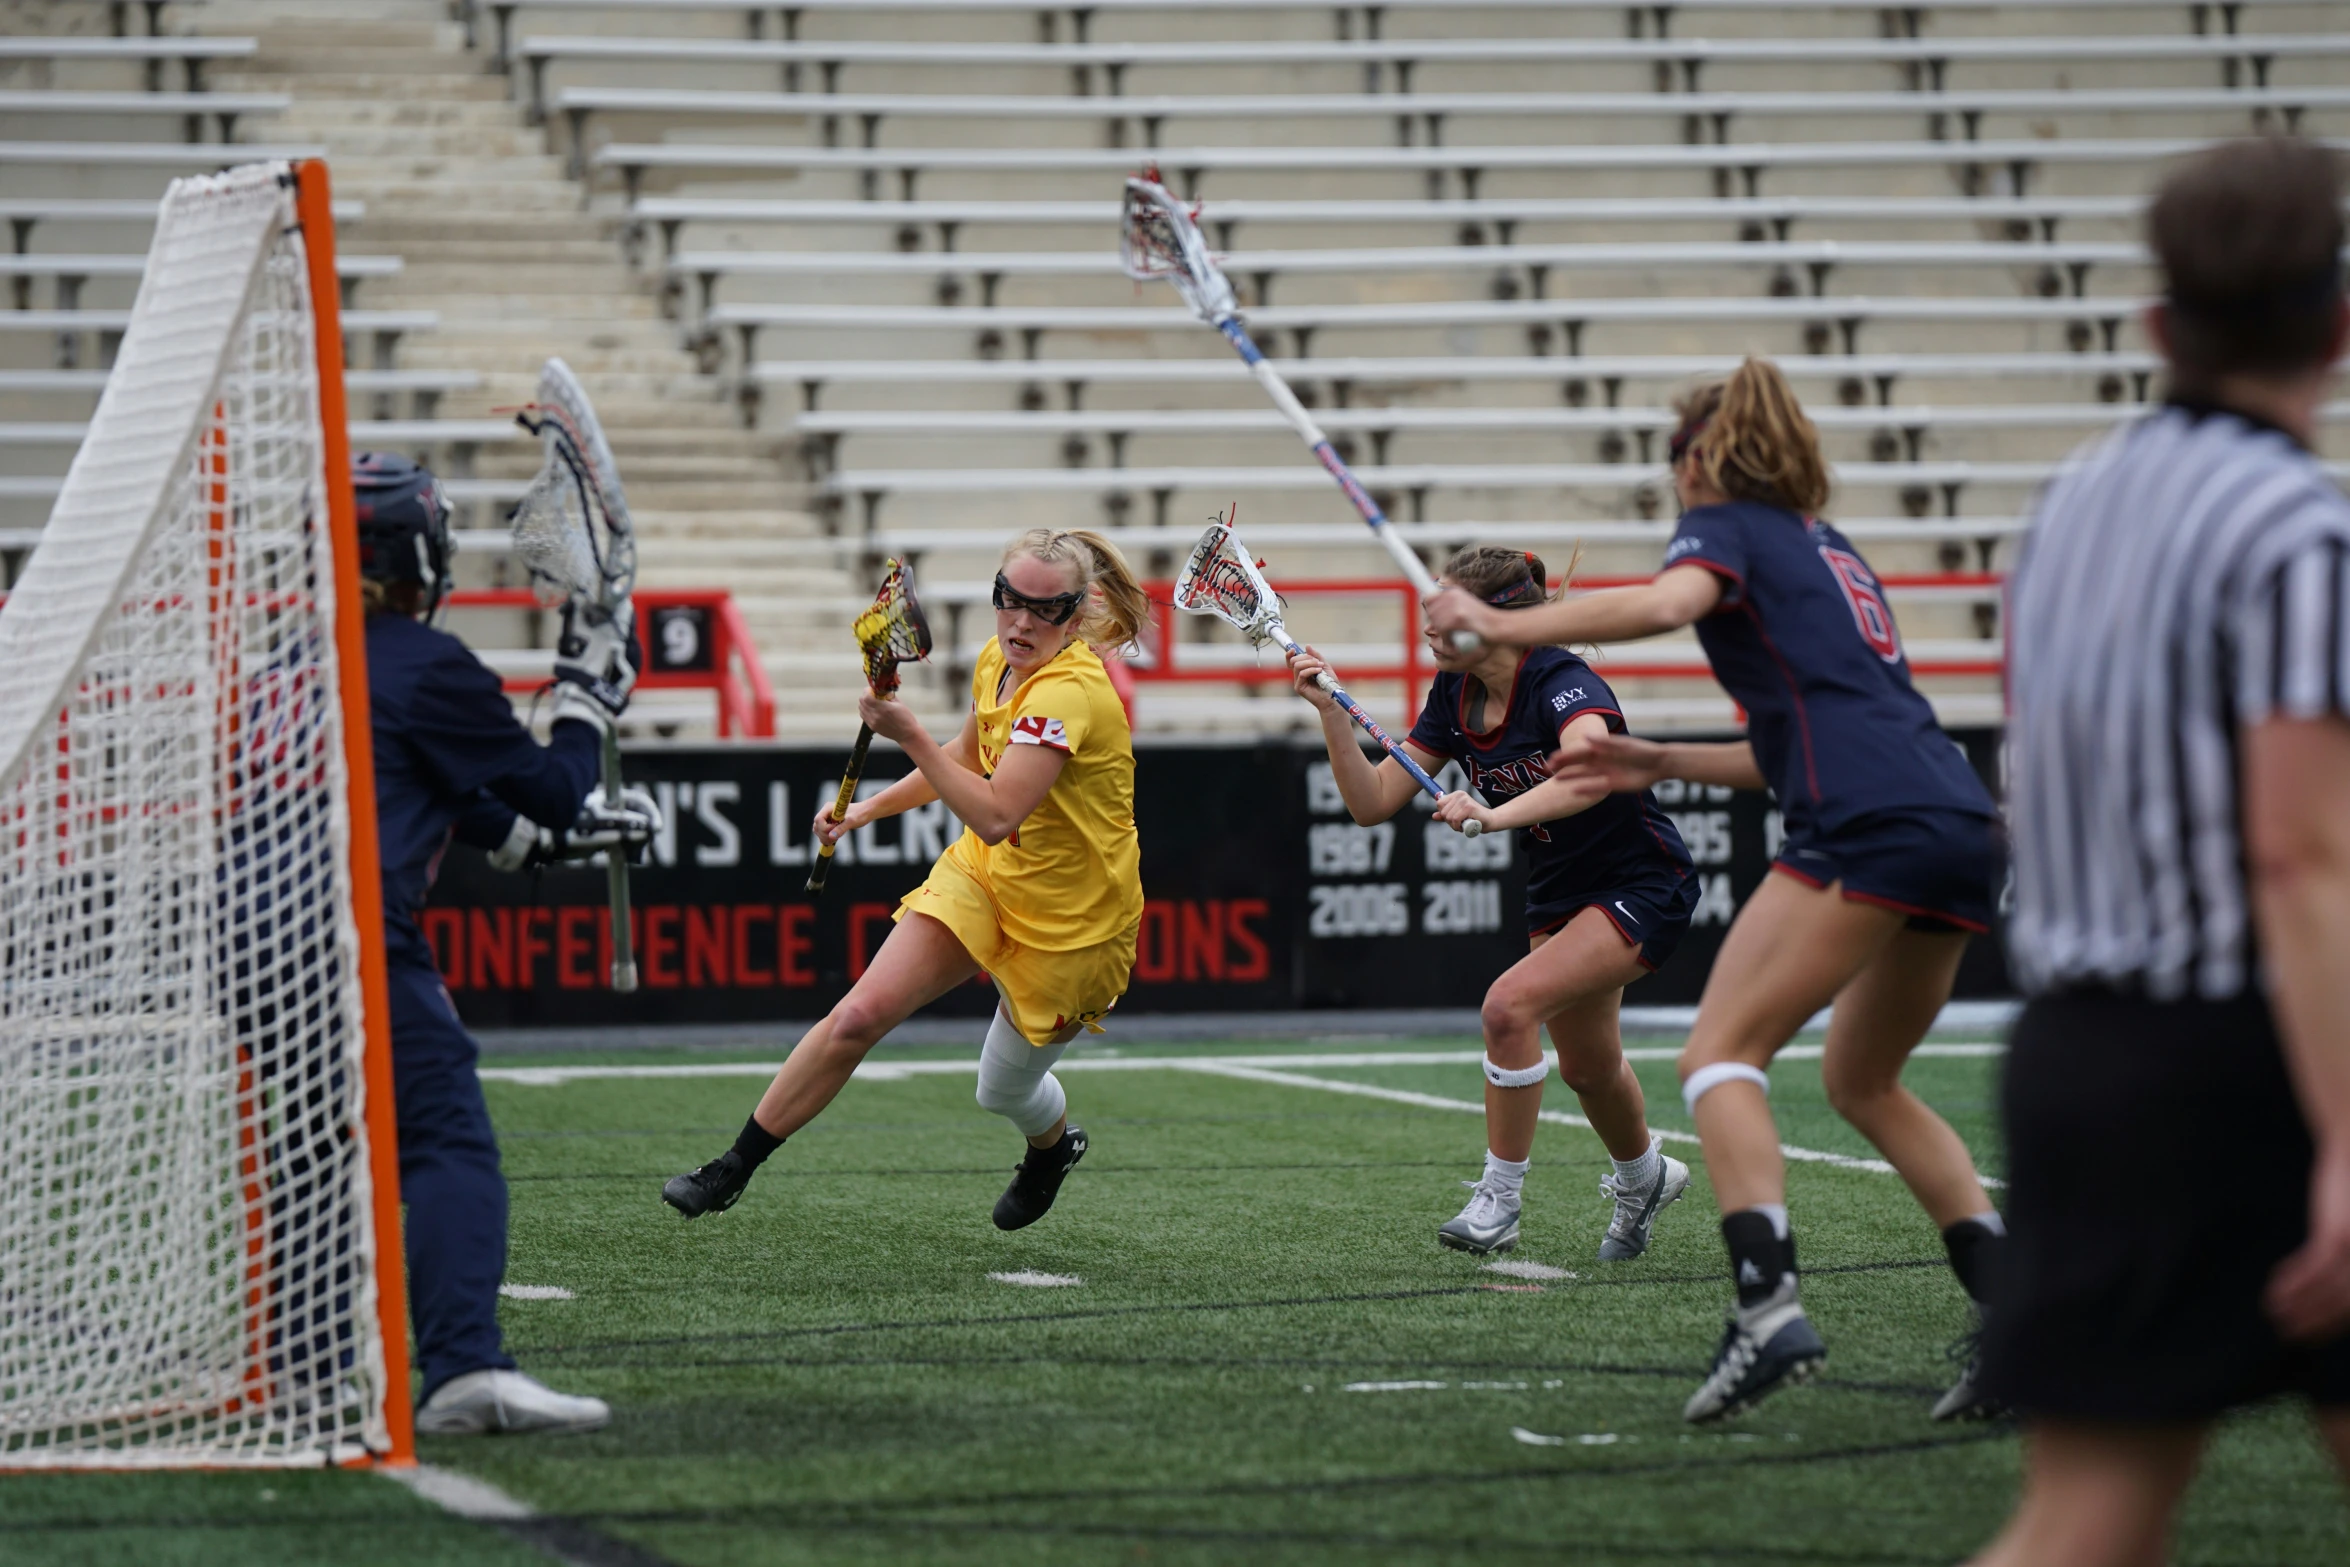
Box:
[1172,519,1287,653]
[853,557,934,698]
[510,357,638,617]
[1120,172,1238,324]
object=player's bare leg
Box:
[1677,871,1903,1420]
[1967,1422,2208,1567]
[1442,907,1687,1258]
[662,914,981,1217]
[1820,925,2006,1418]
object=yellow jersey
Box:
[948,636,1143,952]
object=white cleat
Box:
[1437,1178,1522,1255]
[1683,1283,1827,1424]
[416,1369,610,1436]
[1598,1142,1692,1261]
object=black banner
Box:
[424,732,2008,1028]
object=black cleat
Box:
[663,1149,752,1218]
[1684,1285,1827,1423]
[993,1126,1088,1231]
[1931,1323,2008,1422]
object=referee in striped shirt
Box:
[1978,136,2350,1565]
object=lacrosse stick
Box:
[1122,173,1478,654]
[810,558,935,897]
[1174,518,1479,837]
[511,356,643,991]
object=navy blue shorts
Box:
[1773,808,2002,935]
[1529,873,1699,972]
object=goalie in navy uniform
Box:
[353,451,654,1435]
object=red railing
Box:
[447,586,778,738]
[1130,574,2006,718]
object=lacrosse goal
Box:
[0,162,411,1467]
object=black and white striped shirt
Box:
[2008,401,2350,1001]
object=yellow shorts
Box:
[895,850,1140,1046]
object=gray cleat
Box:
[1684,1283,1827,1423]
[1597,1140,1692,1261]
[1930,1322,2007,1422]
[1437,1178,1521,1255]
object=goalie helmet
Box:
[352,450,455,615]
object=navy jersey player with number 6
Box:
[1290,545,1698,1265]
[355,451,654,1436]
[1428,360,2007,1427]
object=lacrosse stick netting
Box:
[811,559,934,896]
[1122,174,1475,652]
[1173,520,1476,835]
[511,357,642,989]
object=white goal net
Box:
[0,163,394,1467]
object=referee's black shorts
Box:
[1983,984,2350,1420]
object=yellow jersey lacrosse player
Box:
[663,527,1150,1228]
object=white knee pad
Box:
[974,1009,1069,1138]
[1681,1061,1770,1116]
[1483,1055,1551,1089]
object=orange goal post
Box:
[0,161,412,1468]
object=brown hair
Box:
[2149,135,2346,386]
[1001,527,1153,652]
[361,577,424,618]
[1668,357,1831,516]
[1441,544,1563,608]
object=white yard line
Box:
[478,1041,2004,1086]
[380,1462,536,1521]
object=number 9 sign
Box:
[648,603,715,673]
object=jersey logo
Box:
[1550,688,1585,713]
[1664,536,1705,564]
[1818,545,1903,663]
[1009,715,1070,752]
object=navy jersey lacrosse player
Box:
[1293,545,1697,1269]
[1408,643,1697,965]
[354,450,644,1436]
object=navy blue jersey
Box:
[1664,500,1995,836]
[1408,646,1693,910]
[366,614,599,960]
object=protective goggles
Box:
[992,572,1084,625]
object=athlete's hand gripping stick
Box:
[811,558,934,896]
[1173,518,1480,836]
[1121,172,1478,655]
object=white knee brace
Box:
[974,1009,1069,1138]
[1484,1055,1551,1089]
[1681,1061,1770,1116]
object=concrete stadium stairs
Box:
[198,0,873,741]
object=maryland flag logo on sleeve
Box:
[1010,716,1070,752]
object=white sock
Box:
[1611,1137,1663,1191]
[1482,1150,1529,1200]
[1754,1203,1790,1240]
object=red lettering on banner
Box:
[847,901,894,979]
[557,906,595,989]
[517,908,552,988]
[1132,900,1177,984]
[643,905,681,988]
[1180,900,1225,981]
[686,906,728,987]
[422,908,463,988]
[1226,899,1270,982]
[779,904,816,987]
[733,905,775,987]
[469,908,513,991]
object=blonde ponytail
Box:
[1670,357,1831,516]
[999,526,1154,653]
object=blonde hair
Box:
[1000,527,1152,652]
[1670,357,1831,516]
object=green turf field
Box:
[6,1036,2346,1566]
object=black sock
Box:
[1941,1217,2005,1306]
[731,1115,785,1171]
[1721,1210,1794,1309]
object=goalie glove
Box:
[485,785,664,872]
[552,595,641,729]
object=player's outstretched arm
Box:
[1427,563,1725,649]
[812,713,964,851]
[2245,714,2350,1342]
[861,694,1060,845]
[1547,731,1766,795]
[1437,712,1618,836]
[1287,645,1429,825]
